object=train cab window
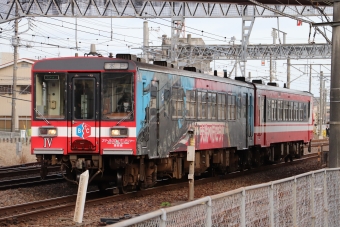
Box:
[171,88,184,119]
[34,74,66,119]
[217,93,226,120]
[102,73,134,120]
[228,95,236,120]
[74,79,95,120]
[185,90,196,119]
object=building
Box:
[0,54,35,131]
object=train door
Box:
[147,81,159,157]
[244,92,249,147]
[67,73,99,153]
[247,93,253,146]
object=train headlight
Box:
[39,127,57,136]
[110,127,128,137]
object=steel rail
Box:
[0,153,319,223]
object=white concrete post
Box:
[293,177,297,226]
[206,196,212,227]
[323,170,329,227]
[241,189,246,227]
[269,183,274,227]
[311,173,315,227]
[73,170,89,223]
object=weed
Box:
[160,202,171,207]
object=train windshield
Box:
[102,73,134,120]
[34,73,66,119]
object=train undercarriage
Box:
[36,140,307,193]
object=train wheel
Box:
[117,170,129,194]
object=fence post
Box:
[323,170,329,227]
[241,188,246,227]
[269,183,274,227]
[293,177,297,226]
[206,196,212,227]
[160,209,166,227]
[311,172,315,227]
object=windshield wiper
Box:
[116,110,133,126]
[34,108,50,125]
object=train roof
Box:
[32,56,313,97]
[135,61,254,89]
[253,82,313,97]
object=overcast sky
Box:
[0,15,332,97]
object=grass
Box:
[0,143,36,166]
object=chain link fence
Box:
[111,168,340,227]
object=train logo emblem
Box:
[76,123,91,139]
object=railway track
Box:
[0,153,319,223]
[0,174,64,190]
[0,165,61,179]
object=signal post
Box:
[187,128,195,201]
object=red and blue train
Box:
[31,54,314,192]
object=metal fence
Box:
[0,130,31,144]
[111,168,340,227]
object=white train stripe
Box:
[31,127,137,137]
[254,125,312,133]
[102,149,133,155]
[33,148,64,154]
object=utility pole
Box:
[11,3,18,133]
[319,71,324,139]
[329,1,340,168]
[287,58,290,88]
[309,65,312,93]
[269,54,273,82]
[143,21,149,62]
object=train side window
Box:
[277,100,283,121]
[207,93,217,120]
[298,103,302,121]
[293,102,299,121]
[283,101,288,121]
[261,96,265,122]
[202,92,207,119]
[185,90,196,120]
[271,99,277,121]
[217,93,226,120]
[171,88,183,119]
[228,95,236,120]
[307,101,311,119]
[267,99,272,121]
[288,101,293,121]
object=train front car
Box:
[31,57,138,192]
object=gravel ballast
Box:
[0,158,322,227]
